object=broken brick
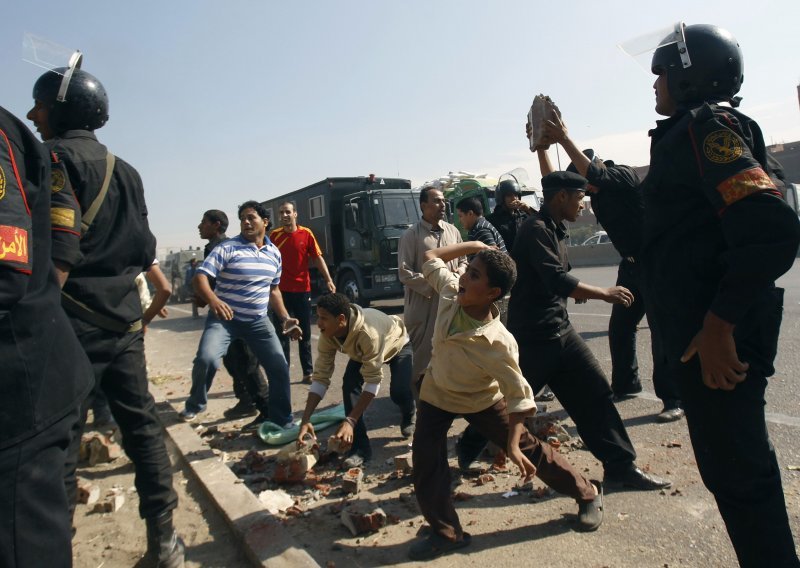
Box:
[340,507,387,536]
[341,467,363,494]
[393,452,413,475]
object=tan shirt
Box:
[311,305,408,390]
[398,218,466,377]
[419,258,536,415]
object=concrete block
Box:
[274,453,318,484]
[327,436,349,455]
[393,452,413,474]
[341,467,363,494]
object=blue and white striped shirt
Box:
[198,235,282,321]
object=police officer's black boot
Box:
[145,511,185,568]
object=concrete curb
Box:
[154,400,319,568]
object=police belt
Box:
[61,291,143,334]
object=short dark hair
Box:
[279,201,295,212]
[475,248,516,299]
[238,200,270,220]
[316,292,351,320]
[203,209,229,233]
[456,197,483,217]
[419,185,438,207]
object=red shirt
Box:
[269,226,323,293]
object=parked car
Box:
[581,230,610,246]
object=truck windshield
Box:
[373,194,420,228]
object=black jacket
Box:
[48,130,156,326]
[641,103,800,372]
[0,107,92,448]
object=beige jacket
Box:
[419,258,536,415]
[311,305,408,392]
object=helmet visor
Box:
[23,33,82,102]
[618,22,690,74]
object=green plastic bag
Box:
[256,404,346,446]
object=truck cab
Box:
[261,176,419,307]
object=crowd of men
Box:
[1,21,798,568]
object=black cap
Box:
[566,149,596,174]
[541,171,588,193]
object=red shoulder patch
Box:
[0,224,29,264]
[717,167,776,206]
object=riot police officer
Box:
[0,105,92,567]
[640,23,800,567]
[27,66,185,567]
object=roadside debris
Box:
[258,489,295,514]
[80,432,123,466]
[341,468,363,494]
[340,507,387,536]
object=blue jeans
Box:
[186,314,292,425]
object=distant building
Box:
[769,140,800,183]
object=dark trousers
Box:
[65,318,178,520]
[412,398,595,541]
[273,291,313,377]
[513,326,637,474]
[223,338,268,411]
[342,341,416,456]
[609,259,680,405]
[679,360,798,567]
[0,408,79,568]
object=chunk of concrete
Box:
[341,467,363,494]
[258,489,295,515]
[340,507,387,536]
[393,452,413,474]
[77,480,101,505]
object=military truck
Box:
[261,175,420,307]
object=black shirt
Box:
[0,107,92,448]
[507,206,580,340]
[48,130,156,325]
[586,160,642,259]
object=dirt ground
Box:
[72,296,800,567]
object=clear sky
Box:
[3,0,799,254]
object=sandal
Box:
[408,532,472,561]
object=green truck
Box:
[261,175,420,307]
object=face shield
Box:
[23,33,83,103]
[618,22,689,75]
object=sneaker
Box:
[242,414,268,432]
[342,451,371,469]
[400,411,416,439]
[223,400,258,420]
[656,406,685,423]
[301,375,313,385]
[179,409,198,422]
[534,386,555,402]
[577,481,604,532]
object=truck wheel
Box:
[339,270,369,308]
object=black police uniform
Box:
[51,129,178,522]
[0,106,92,568]
[506,204,638,476]
[485,205,527,254]
[586,160,681,407]
[641,102,800,567]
